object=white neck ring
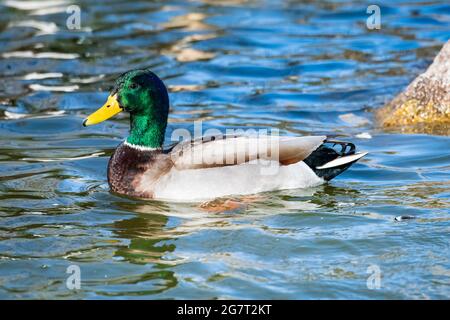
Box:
[124,140,161,151]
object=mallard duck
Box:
[83,69,367,201]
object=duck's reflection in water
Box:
[112,200,175,265]
[105,185,364,295]
[111,186,338,263]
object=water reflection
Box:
[110,186,326,261]
[113,214,175,265]
[161,12,217,62]
[8,20,59,35]
[111,187,339,249]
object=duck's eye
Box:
[129,83,139,89]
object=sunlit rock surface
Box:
[377,40,450,135]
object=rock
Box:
[377,40,450,135]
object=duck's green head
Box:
[83,69,169,148]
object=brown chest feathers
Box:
[107,143,173,198]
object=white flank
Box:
[152,160,324,202]
[316,152,368,170]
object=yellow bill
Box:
[83,94,122,126]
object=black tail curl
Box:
[304,140,357,181]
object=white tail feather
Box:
[316,152,368,170]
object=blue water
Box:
[0,0,449,299]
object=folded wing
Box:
[169,135,326,170]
